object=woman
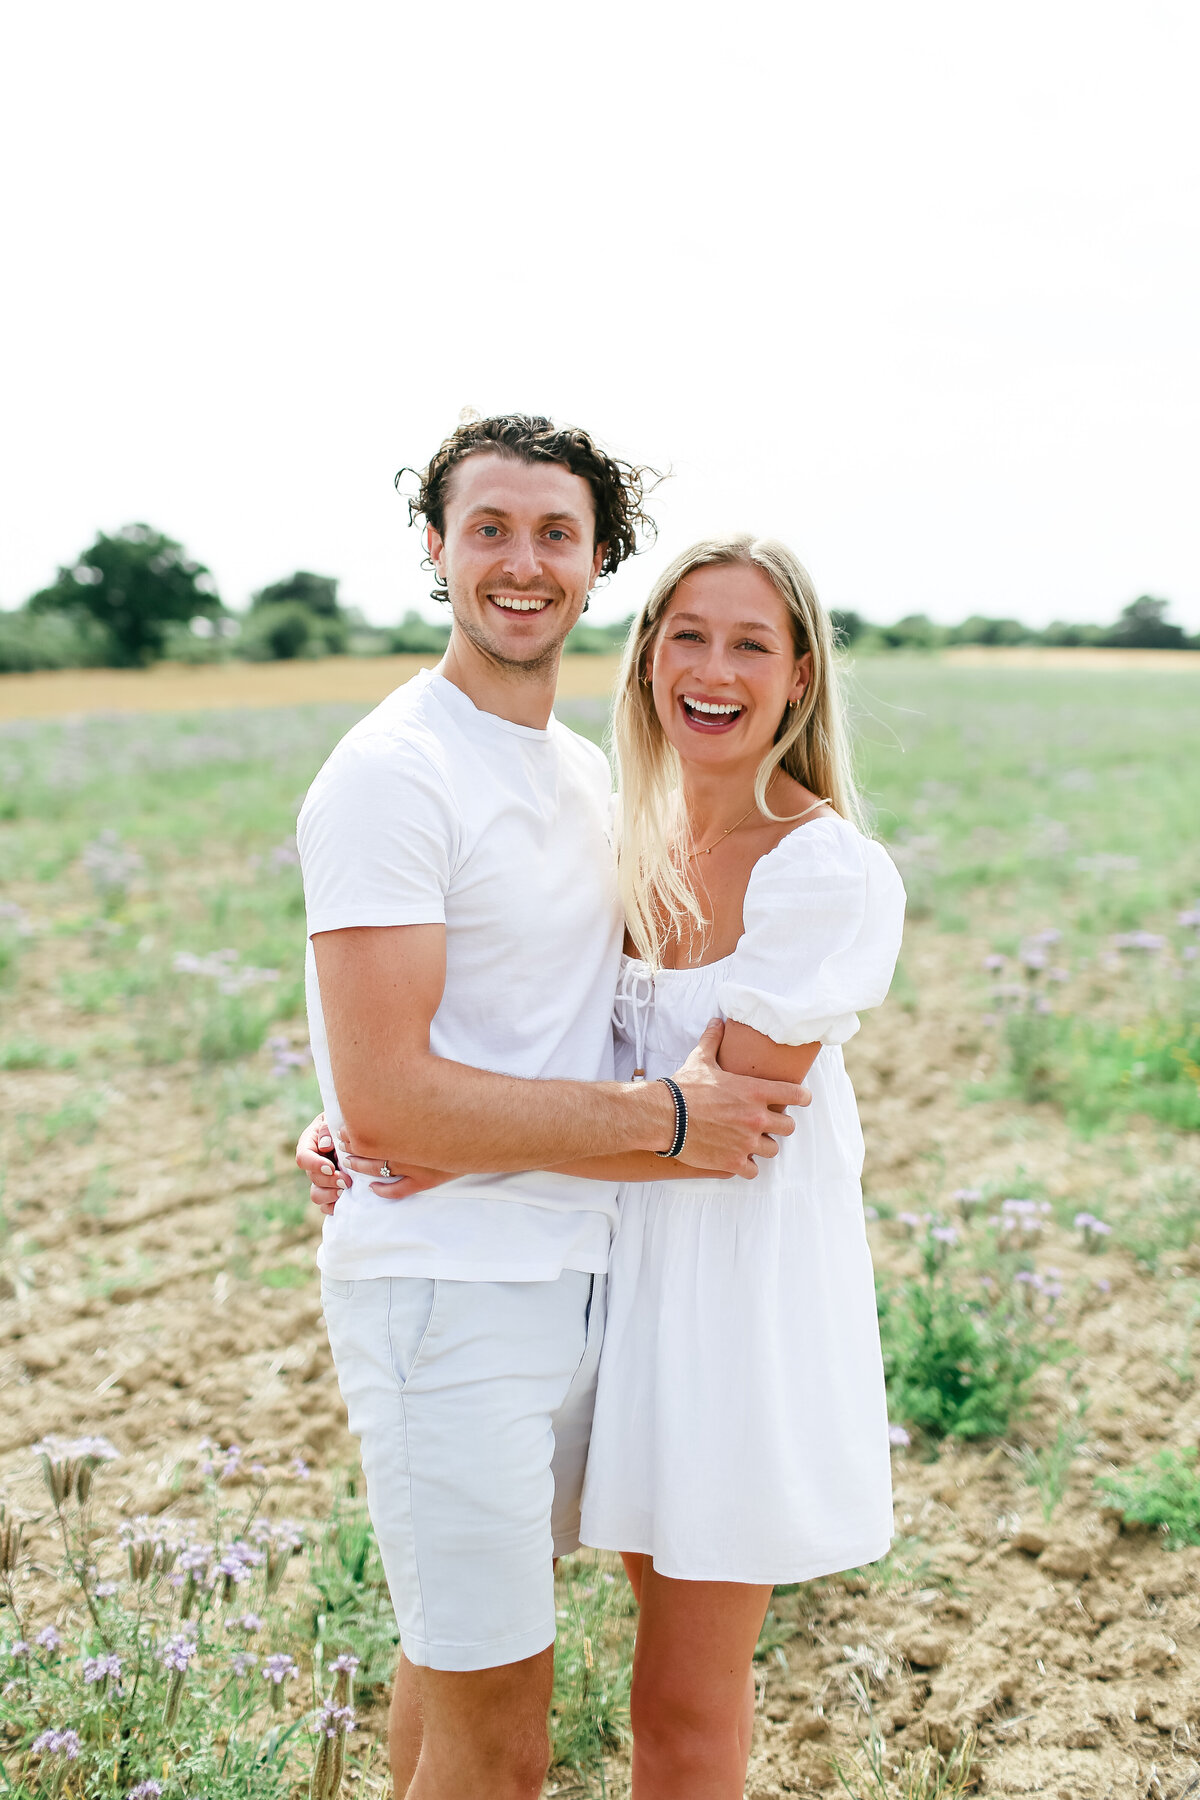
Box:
[299,535,904,1798]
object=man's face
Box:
[427,453,605,673]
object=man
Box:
[297,414,807,1800]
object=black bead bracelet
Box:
[655,1075,688,1159]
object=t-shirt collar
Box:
[429,670,554,742]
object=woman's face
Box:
[644,563,811,775]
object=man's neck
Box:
[437,629,561,730]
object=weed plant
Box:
[832,1730,979,1799]
[0,1437,363,1800]
[550,1558,636,1786]
[878,1223,1050,1441]
[1016,1387,1090,1520]
[1095,1447,1200,1548]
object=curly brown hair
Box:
[397,414,660,586]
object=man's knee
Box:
[413,1651,553,1794]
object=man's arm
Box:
[549,1021,820,1182]
[314,924,806,1179]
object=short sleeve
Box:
[297,733,461,937]
[718,822,906,1047]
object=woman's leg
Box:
[626,1560,772,1800]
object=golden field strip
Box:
[0,646,1197,721]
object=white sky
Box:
[2,0,1197,632]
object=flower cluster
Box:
[32,1728,81,1760]
[1074,1211,1114,1251]
[160,1634,198,1674]
[173,948,280,997]
[267,1034,312,1078]
[80,830,143,903]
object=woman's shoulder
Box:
[746,812,904,916]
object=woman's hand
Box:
[296,1113,342,1216]
[339,1152,456,1201]
[295,1112,455,1211]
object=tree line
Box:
[0,523,1194,674]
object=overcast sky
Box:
[2,0,1197,632]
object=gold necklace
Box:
[686,795,763,860]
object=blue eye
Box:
[480,525,500,538]
[739,640,768,652]
[547,529,566,541]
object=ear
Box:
[426,523,446,578]
[789,649,813,704]
[590,542,606,587]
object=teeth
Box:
[684,697,742,716]
[490,595,549,612]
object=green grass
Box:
[1096,1447,1200,1548]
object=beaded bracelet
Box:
[654,1075,688,1159]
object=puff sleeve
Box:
[718,821,905,1047]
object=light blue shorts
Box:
[320,1269,605,1672]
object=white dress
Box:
[579,816,906,1583]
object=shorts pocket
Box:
[385,1278,440,1391]
[320,1275,356,1303]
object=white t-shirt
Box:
[297,668,624,1282]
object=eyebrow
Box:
[669,611,784,635]
[463,505,587,525]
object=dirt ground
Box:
[3,895,1199,1798]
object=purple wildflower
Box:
[290,1456,311,1481]
[36,1627,62,1651]
[230,1650,259,1677]
[1112,930,1166,952]
[330,1653,360,1675]
[84,1652,122,1684]
[1095,1277,1112,1293]
[263,1653,299,1685]
[951,1187,982,1204]
[315,1701,357,1739]
[931,1225,958,1246]
[231,1613,263,1634]
[888,1424,911,1448]
[127,1783,164,1799]
[1178,907,1200,929]
[161,1634,198,1673]
[8,1641,29,1659]
[983,953,1006,972]
[32,1730,81,1760]
[94,1581,118,1598]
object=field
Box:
[1,654,1199,1799]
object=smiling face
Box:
[644,561,812,773]
[426,452,604,673]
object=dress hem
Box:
[578,1534,894,1586]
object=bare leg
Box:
[627,1563,772,1800]
[402,1647,555,1800]
[389,1653,424,1797]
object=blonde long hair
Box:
[611,534,862,970]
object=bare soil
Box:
[4,899,1200,1798]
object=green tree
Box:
[28,524,219,666]
[1106,595,1185,650]
[251,571,341,616]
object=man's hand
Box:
[671,1020,812,1178]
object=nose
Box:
[501,532,543,584]
[690,638,737,687]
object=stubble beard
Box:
[447,577,581,681]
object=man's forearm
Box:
[340,1051,676,1172]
